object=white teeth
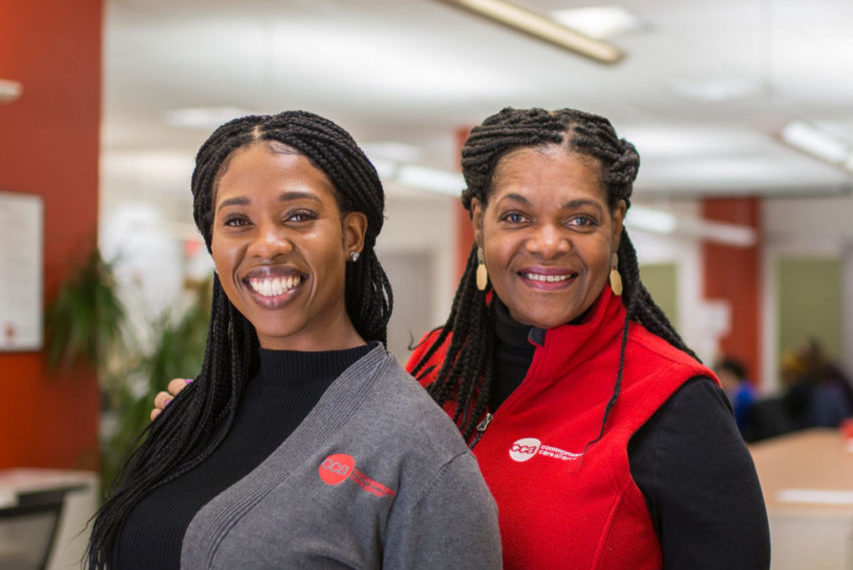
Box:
[249,276,301,297]
[525,273,571,283]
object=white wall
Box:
[629,199,715,362]
[378,191,458,330]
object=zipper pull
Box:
[476,412,494,433]
[469,412,494,449]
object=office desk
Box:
[0,469,98,570]
[749,428,853,570]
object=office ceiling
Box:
[103,0,853,201]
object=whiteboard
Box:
[0,191,43,350]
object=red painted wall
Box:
[0,0,103,469]
[702,198,762,385]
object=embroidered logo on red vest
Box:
[509,437,582,463]
[318,453,396,498]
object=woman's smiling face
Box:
[211,141,366,351]
[472,145,625,329]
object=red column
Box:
[701,198,762,385]
[0,0,103,469]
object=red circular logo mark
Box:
[318,453,355,485]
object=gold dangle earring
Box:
[609,252,623,296]
[476,247,489,291]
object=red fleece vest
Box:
[407,288,715,569]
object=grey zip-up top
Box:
[180,344,502,569]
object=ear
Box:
[470,198,485,248]
[611,200,627,251]
[342,211,367,255]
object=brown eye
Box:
[567,215,596,228]
[224,215,250,227]
[500,211,527,224]
[284,209,317,223]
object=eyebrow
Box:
[497,193,603,212]
[216,191,322,212]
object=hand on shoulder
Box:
[150,378,192,421]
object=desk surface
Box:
[749,428,853,515]
[0,468,97,508]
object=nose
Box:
[247,221,293,260]
[525,223,570,259]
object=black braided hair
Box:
[87,111,392,568]
[410,107,697,442]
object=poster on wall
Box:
[0,191,43,350]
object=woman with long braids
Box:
[154,107,770,568]
[90,110,501,569]
[406,107,770,569]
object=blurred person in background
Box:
[714,357,758,439]
[782,338,853,429]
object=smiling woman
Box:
[212,144,365,351]
[86,111,501,570]
[408,107,770,569]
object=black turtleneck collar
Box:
[489,297,591,412]
[255,344,372,388]
[490,298,536,412]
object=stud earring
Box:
[609,252,623,296]
[349,251,360,263]
[476,247,488,291]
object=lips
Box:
[242,266,307,306]
[518,267,578,289]
[248,275,303,297]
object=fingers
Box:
[167,378,191,397]
[150,378,193,422]
[154,390,173,411]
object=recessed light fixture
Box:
[670,79,763,102]
[395,165,465,195]
[779,120,850,167]
[625,206,676,234]
[625,205,756,246]
[434,0,625,64]
[164,106,255,129]
[0,79,22,102]
[550,6,644,39]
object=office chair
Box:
[0,489,66,570]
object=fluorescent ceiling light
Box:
[164,106,255,129]
[551,6,643,39]
[780,120,850,165]
[625,206,676,234]
[627,205,756,247]
[395,165,465,195]
[670,79,763,102]
[676,217,757,247]
[0,79,22,102]
[369,158,399,181]
[435,0,625,64]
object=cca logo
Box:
[509,437,541,462]
[319,453,355,485]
